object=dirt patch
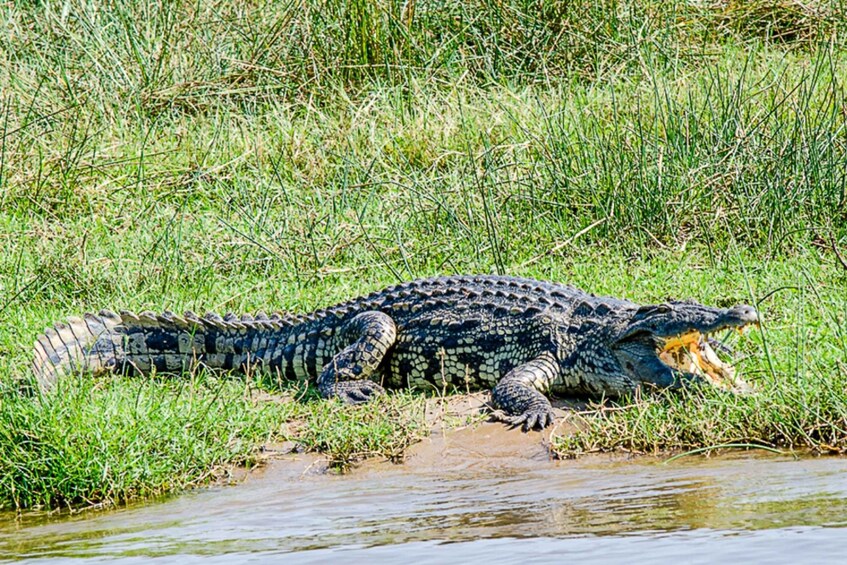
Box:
[360,393,586,473]
[240,391,589,482]
[425,391,589,429]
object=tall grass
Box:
[3,1,842,108]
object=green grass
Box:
[1,0,847,511]
[0,374,426,511]
[295,391,426,469]
[0,374,292,511]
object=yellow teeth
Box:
[659,329,752,392]
[737,322,760,336]
[661,331,701,351]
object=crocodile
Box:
[32,275,760,430]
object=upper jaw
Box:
[698,304,759,334]
[619,304,760,343]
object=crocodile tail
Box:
[32,310,126,389]
[32,309,297,390]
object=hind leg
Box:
[318,311,397,404]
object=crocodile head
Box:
[611,301,760,392]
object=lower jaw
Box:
[658,331,750,392]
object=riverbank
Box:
[3,249,845,512]
[2,0,846,511]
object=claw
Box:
[509,415,526,429]
[345,391,366,404]
[492,405,555,432]
[525,405,555,431]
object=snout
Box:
[725,305,759,326]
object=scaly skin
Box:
[32,275,760,430]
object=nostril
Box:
[731,305,759,323]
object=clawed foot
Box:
[492,403,556,432]
[321,380,385,404]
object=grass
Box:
[0,374,292,511]
[1,0,846,511]
[295,390,426,469]
[0,374,426,511]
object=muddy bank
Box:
[4,420,847,563]
[259,391,586,476]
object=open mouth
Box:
[657,324,758,392]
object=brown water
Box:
[3,423,847,563]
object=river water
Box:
[3,423,847,563]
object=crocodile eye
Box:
[636,304,672,317]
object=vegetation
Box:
[0,375,425,511]
[1,0,846,510]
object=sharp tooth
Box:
[702,342,732,373]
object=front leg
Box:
[491,351,559,431]
[318,311,396,404]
